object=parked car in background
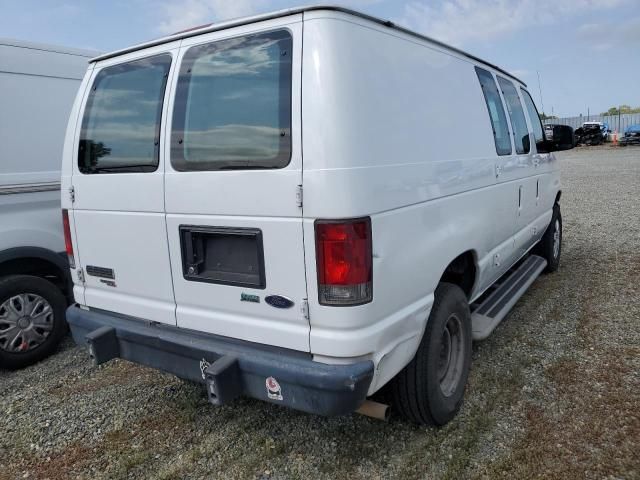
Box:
[0,39,96,369]
[575,121,609,145]
[619,124,640,146]
[62,6,573,425]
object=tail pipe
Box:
[355,400,390,421]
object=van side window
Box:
[171,30,292,171]
[475,67,512,156]
[78,55,171,174]
[497,77,530,154]
[520,88,545,145]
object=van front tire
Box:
[391,283,472,426]
[0,275,67,370]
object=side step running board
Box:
[471,255,547,340]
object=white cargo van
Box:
[0,39,96,369]
[64,7,574,425]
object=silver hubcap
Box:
[437,313,465,397]
[0,294,54,353]
[553,219,561,259]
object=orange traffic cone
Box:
[613,130,618,146]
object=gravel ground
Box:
[1,146,638,480]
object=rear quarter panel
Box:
[301,13,506,388]
[0,191,63,253]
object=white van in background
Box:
[63,7,574,425]
[0,39,96,368]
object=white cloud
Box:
[189,38,279,76]
[399,0,630,47]
[577,16,640,51]
[156,0,267,35]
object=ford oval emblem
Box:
[265,295,294,309]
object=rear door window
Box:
[171,30,292,171]
[521,88,545,145]
[497,77,530,154]
[475,67,512,156]
[78,54,171,174]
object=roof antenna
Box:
[537,70,546,115]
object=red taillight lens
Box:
[62,209,75,269]
[315,218,372,306]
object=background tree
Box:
[601,105,640,115]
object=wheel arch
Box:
[439,250,478,299]
[0,247,71,298]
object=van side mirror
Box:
[548,125,575,152]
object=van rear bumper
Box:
[66,305,374,417]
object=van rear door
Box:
[70,44,179,325]
[164,19,309,351]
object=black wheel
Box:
[391,283,472,426]
[0,275,67,369]
[534,203,562,273]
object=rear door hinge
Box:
[296,185,303,208]
[69,186,75,203]
[301,298,309,320]
[77,268,85,284]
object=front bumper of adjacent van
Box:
[66,305,374,417]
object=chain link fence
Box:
[543,113,640,133]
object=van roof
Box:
[0,38,99,58]
[89,5,526,87]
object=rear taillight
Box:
[315,217,372,306]
[62,209,75,269]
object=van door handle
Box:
[518,185,523,213]
[183,231,205,275]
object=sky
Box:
[2,0,638,117]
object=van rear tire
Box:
[391,282,472,426]
[0,275,67,370]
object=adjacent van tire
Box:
[391,282,472,426]
[0,275,67,370]
[535,203,562,273]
